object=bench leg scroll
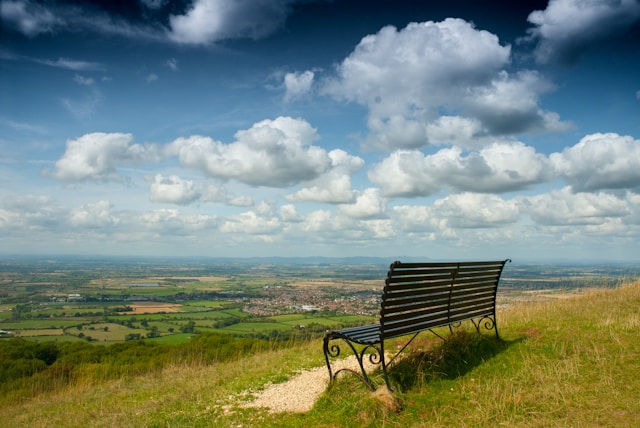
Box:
[470,314,500,340]
[323,332,383,391]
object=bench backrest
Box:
[379,260,510,340]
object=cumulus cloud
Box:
[150,174,198,205]
[323,18,568,149]
[425,116,485,149]
[220,209,281,235]
[338,188,386,219]
[434,193,520,228]
[521,187,629,225]
[391,205,439,233]
[550,133,640,192]
[70,200,117,228]
[526,0,640,65]
[369,142,552,197]
[168,0,293,44]
[49,132,162,182]
[170,116,331,187]
[285,149,364,203]
[136,208,218,235]
[464,70,571,135]
[149,174,228,205]
[391,193,519,236]
[283,70,314,103]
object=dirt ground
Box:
[127,302,182,314]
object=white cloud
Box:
[136,209,218,235]
[73,74,95,86]
[369,142,552,197]
[0,195,65,232]
[60,87,102,118]
[526,0,640,65]
[1,0,162,41]
[220,209,281,235]
[0,0,62,37]
[433,193,520,228]
[368,150,441,197]
[550,133,640,192]
[149,174,201,205]
[49,133,161,182]
[454,141,553,193]
[521,187,629,226]
[285,149,364,203]
[391,205,440,233]
[300,209,334,233]
[338,188,386,219]
[37,57,104,71]
[70,200,117,228]
[170,116,332,187]
[324,18,567,149]
[228,195,254,207]
[166,58,178,71]
[391,194,520,238]
[324,19,510,112]
[463,70,571,135]
[425,116,485,149]
[283,70,314,103]
[169,0,293,44]
[279,204,300,222]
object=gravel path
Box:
[241,356,378,413]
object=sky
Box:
[1,0,640,262]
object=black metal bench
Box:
[323,259,511,391]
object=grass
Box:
[1,281,639,427]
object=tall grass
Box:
[1,281,639,427]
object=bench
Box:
[323,259,511,392]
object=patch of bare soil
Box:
[127,302,182,314]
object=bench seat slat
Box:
[334,324,381,344]
[382,318,450,339]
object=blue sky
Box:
[1,0,640,261]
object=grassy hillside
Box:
[2,281,639,427]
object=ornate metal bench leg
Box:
[323,332,378,391]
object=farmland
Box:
[1,256,639,344]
